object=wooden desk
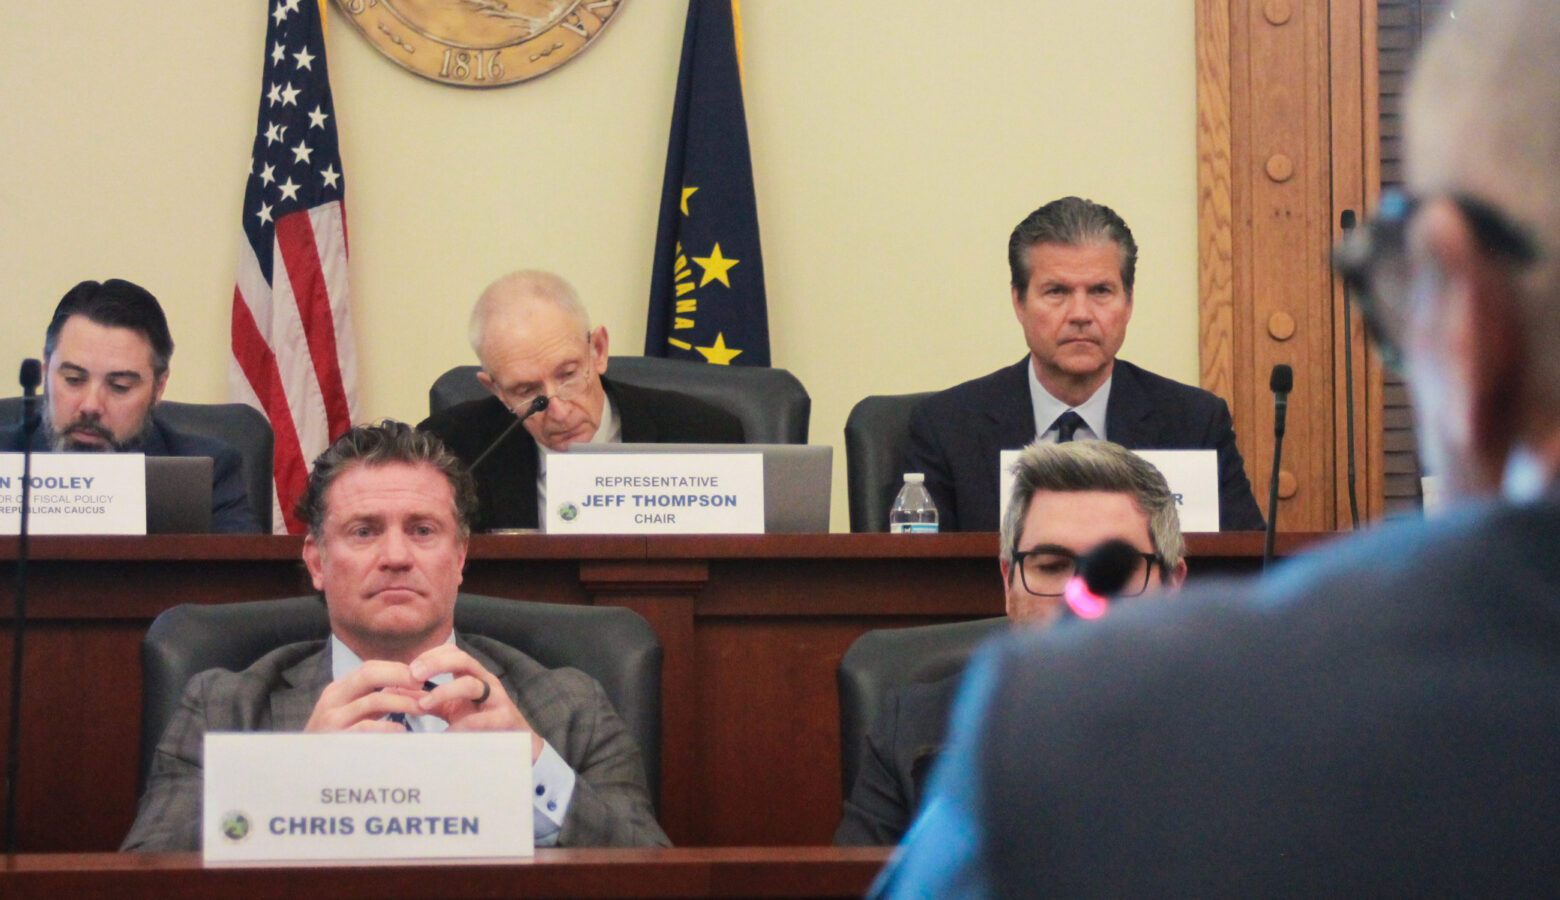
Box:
[0,846,893,900]
[0,531,1332,852]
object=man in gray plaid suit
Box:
[122,421,668,851]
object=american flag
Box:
[231,0,357,533]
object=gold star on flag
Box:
[680,186,698,215]
[695,333,743,365]
[692,243,739,288]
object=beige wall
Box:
[0,0,1195,531]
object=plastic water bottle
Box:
[889,473,939,533]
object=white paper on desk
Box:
[998,448,1220,533]
[204,732,532,864]
[0,453,145,534]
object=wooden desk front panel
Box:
[0,532,1323,852]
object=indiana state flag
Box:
[645,0,770,366]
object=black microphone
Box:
[467,395,549,472]
[1062,539,1143,620]
[1263,364,1293,570]
[16,358,41,441]
[6,358,43,852]
[1340,209,1361,529]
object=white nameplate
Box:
[998,448,1221,533]
[204,732,533,865]
[544,452,764,534]
[0,452,146,535]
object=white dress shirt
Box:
[1027,358,1112,442]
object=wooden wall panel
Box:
[1197,0,1378,532]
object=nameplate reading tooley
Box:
[0,452,145,534]
[203,732,533,865]
[544,451,764,534]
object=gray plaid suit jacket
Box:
[121,633,668,851]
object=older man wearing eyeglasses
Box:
[420,270,744,531]
[834,440,1185,845]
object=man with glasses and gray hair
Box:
[878,2,1560,894]
[420,270,743,531]
[834,440,1184,845]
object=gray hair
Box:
[1008,197,1139,295]
[466,270,591,363]
[1407,0,1560,403]
[998,440,1184,575]
[297,420,478,541]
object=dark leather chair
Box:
[843,392,934,532]
[0,398,276,533]
[139,594,663,806]
[836,617,1007,795]
[428,357,812,444]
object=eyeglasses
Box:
[505,369,591,410]
[497,334,596,410]
[1332,190,1538,372]
[1010,543,1163,598]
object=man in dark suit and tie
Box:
[122,421,668,851]
[420,270,743,531]
[879,2,1560,894]
[904,197,1264,531]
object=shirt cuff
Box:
[530,740,577,846]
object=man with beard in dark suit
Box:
[905,197,1263,532]
[420,270,743,531]
[880,2,1560,894]
[0,278,260,533]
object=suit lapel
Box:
[271,645,332,731]
[1104,360,1158,447]
[606,377,661,443]
[985,358,1042,450]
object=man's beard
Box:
[43,407,155,453]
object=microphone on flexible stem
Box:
[1340,209,1361,529]
[468,395,549,472]
[6,358,43,853]
[1061,539,1143,620]
[1263,364,1293,571]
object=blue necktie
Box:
[386,681,439,731]
[1051,410,1086,443]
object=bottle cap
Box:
[904,473,925,483]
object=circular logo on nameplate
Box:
[333,0,627,87]
[557,501,579,522]
[221,811,253,842]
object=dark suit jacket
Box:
[419,376,745,531]
[0,413,260,533]
[834,673,961,846]
[121,633,668,851]
[904,357,1264,531]
[880,495,1560,897]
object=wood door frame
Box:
[1196,0,1383,531]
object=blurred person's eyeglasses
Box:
[1010,543,1163,598]
[1332,190,1538,373]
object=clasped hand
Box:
[304,644,544,761]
